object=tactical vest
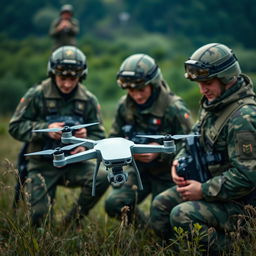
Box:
[198,97,256,176]
[204,97,256,147]
[28,80,88,155]
[123,92,183,138]
[41,79,87,124]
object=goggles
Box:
[184,60,212,81]
[184,54,238,81]
[53,61,84,77]
[117,75,146,89]
[117,65,158,89]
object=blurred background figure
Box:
[104,53,193,227]
[49,4,80,50]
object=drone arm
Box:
[61,135,97,149]
[132,143,176,154]
[64,149,98,165]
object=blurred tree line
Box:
[1,0,256,48]
[0,0,256,116]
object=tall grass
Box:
[1,116,256,255]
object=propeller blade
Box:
[25,149,56,156]
[32,122,100,133]
[25,142,85,157]
[170,134,200,140]
[136,134,200,140]
[136,135,164,139]
[32,128,62,133]
[70,122,99,130]
[61,142,85,151]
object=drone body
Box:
[25,123,196,196]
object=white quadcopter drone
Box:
[25,122,197,196]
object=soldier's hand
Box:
[48,122,65,140]
[58,20,71,29]
[74,128,87,138]
[171,160,188,187]
[70,146,85,155]
[176,180,203,201]
[134,142,160,163]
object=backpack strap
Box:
[206,97,256,146]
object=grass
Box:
[1,116,256,255]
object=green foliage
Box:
[2,0,256,48]
[172,224,208,255]
[0,73,27,115]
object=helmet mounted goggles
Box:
[53,60,85,78]
[184,54,238,81]
[117,65,158,89]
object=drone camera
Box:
[108,173,128,187]
[107,166,128,187]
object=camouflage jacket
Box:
[9,78,105,155]
[109,83,193,163]
[178,74,256,201]
[49,17,79,49]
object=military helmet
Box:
[48,46,87,81]
[184,43,241,84]
[60,4,74,14]
[117,53,162,89]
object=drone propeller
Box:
[136,134,200,140]
[32,122,100,133]
[24,142,85,156]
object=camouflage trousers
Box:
[105,161,174,224]
[150,185,246,251]
[26,158,109,226]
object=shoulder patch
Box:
[236,131,256,160]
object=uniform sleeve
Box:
[202,105,256,201]
[8,87,49,142]
[84,95,106,140]
[49,19,59,37]
[70,19,79,35]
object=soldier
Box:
[49,4,79,50]
[150,43,256,253]
[104,53,193,225]
[9,46,109,226]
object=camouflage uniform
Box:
[150,74,256,250]
[105,82,193,223]
[9,78,109,226]
[49,17,79,50]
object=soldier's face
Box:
[55,75,79,94]
[127,85,152,105]
[198,78,225,102]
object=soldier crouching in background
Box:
[9,46,109,227]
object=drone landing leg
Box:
[131,158,144,191]
[92,159,101,197]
